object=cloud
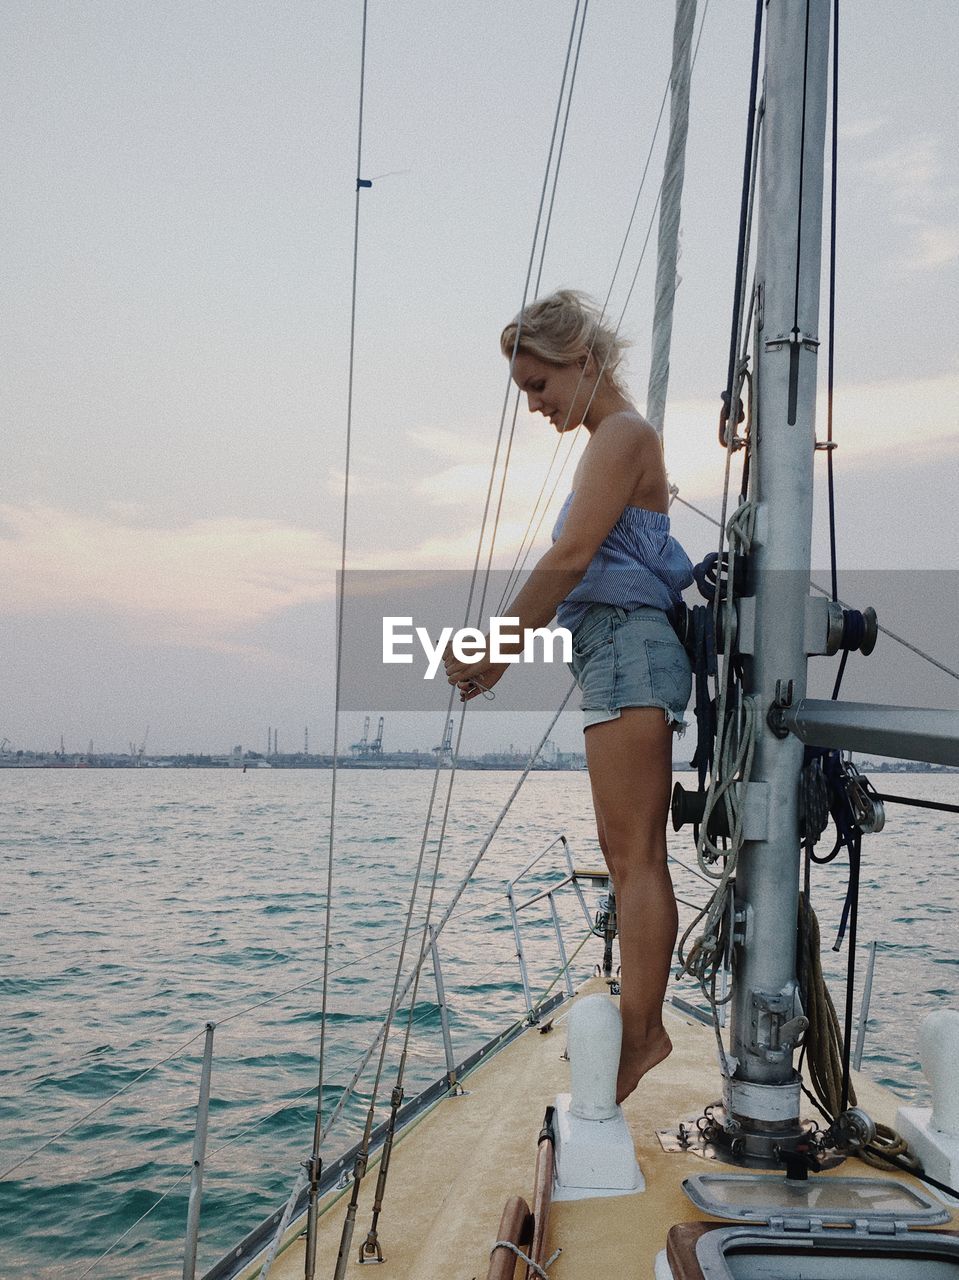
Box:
[324,466,395,498]
[0,501,535,649]
[911,224,959,270]
[405,425,472,459]
[4,373,953,644]
[0,506,342,641]
[839,116,883,141]
[831,373,959,455]
[661,372,959,501]
[856,130,959,272]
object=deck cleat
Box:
[552,994,644,1200]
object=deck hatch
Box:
[682,1172,950,1229]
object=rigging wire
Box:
[533,0,590,301]
[824,0,840,606]
[479,0,596,611]
[302,0,370,1266]
[496,0,712,614]
[473,0,590,632]
[0,1028,208,1182]
[74,1168,194,1280]
[721,0,765,441]
[671,494,959,682]
[269,6,372,1277]
[336,0,609,1179]
[343,19,598,1105]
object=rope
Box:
[490,1241,562,1278]
[798,893,855,1119]
[796,896,929,1179]
[873,792,959,815]
[859,1125,919,1173]
[836,832,861,1112]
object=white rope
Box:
[676,496,759,1077]
[490,1240,562,1278]
[258,1168,307,1278]
[646,0,697,436]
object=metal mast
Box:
[724,0,831,1159]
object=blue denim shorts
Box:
[568,603,692,732]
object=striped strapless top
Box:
[551,491,694,634]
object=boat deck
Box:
[257,979,958,1280]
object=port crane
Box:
[351,716,384,758]
[433,718,453,764]
[351,716,371,756]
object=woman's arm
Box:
[444,413,658,696]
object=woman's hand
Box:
[442,637,509,702]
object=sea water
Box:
[1,768,956,1279]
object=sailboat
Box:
[152,2,959,1277]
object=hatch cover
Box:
[683,1172,950,1229]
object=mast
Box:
[724,0,831,1159]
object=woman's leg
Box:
[585,706,677,1104]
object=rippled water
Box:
[1,768,956,1279]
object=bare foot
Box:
[616,1026,672,1104]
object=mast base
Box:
[658,1103,844,1171]
[708,1104,818,1168]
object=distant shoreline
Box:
[2,755,956,774]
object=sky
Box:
[1,0,957,758]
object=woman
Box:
[443,290,693,1104]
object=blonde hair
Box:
[500,289,630,393]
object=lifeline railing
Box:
[198,836,600,1280]
[506,834,609,1020]
[4,834,883,1280]
[5,835,602,1280]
